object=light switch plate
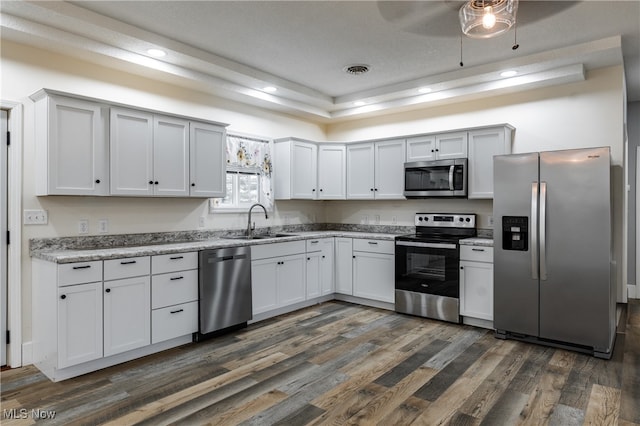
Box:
[23,209,48,225]
[78,220,89,234]
[98,219,109,234]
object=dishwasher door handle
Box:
[207,254,248,263]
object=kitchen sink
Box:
[226,233,298,240]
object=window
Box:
[211,133,273,212]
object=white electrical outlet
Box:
[199,216,205,228]
[98,219,109,234]
[23,209,48,225]
[391,216,397,225]
[488,215,494,227]
[283,215,291,225]
[374,215,380,225]
[78,220,89,234]
[360,215,369,225]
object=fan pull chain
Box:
[460,36,464,67]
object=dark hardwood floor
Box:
[2,300,639,425]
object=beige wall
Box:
[1,38,627,346]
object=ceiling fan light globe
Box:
[460,0,518,39]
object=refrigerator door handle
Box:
[531,182,539,280]
[540,182,547,280]
[448,166,455,191]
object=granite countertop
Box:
[459,238,494,247]
[32,231,401,264]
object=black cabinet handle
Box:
[170,309,184,314]
[374,188,378,191]
[169,256,184,260]
[320,189,323,192]
[435,149,439,152]
[149,180,154,185]
[460,266,464,270]
[154,181,159,185]
[120,260,137,265]
[95,179,101,184]
[352,255,356,259]
[105,288,111,293]
[191,183,196,187]
[312,189,316,192]
[60,294,66,300]
[322,255,325,259]
[170,276,184,281]
[472,248,485,252]
[431,149,435,152]
[370,188,374,192]
[72,265,91,270]
[368,241,378,245]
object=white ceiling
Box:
[1,1,639,122]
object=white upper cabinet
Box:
[347,140,405,200]
[274,138,318,200]
[374,139,406,199]
[467,125,513,199]
[406,132,468,162]
[154,115,190,197]
[110,108,155,196]
[317,145,346,199]
[189,121,226,198]
[32,92,109,196]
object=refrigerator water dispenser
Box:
[502,216,528,251]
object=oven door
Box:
[395,240,460,298]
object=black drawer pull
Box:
[310,240,319,244]
[368,241,378,245]
[169,256,184,260]
[105,288,111,293]
[72,265,91,270]
[471,248,485,252]
[60,294,66,300]
[120,260,137,265]
[170,309,184,314]
[170,276,184,281]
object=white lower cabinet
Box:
[103,276,151,357]
[152,302,198,344]
[251,241,306,316]
[305,238,335,299]
[352,239,395,303]
[460,246,494,322]
[335,237,353,295]
[57,282,103,369]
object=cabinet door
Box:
[335,237,353,295]
[190,121,226,198]
[153,115,190,197]
[251,259,278,315]
[277,254,306,306]
[306,252,322,299]
[460,261,494,321]
[318,145,346,199]
[291,141,318,199]
[406,135,436,162]
[436,132,468,159]
[103,276,151,357]
[45,96,108,195]
[374,140,406,199]
[110,108,154,196]
[320,239,335,295]
[346,144,375,199]
[353,252,395,303]
[57,282,103,368]
[467,127,511,199]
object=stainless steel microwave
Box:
[403,158,467,198]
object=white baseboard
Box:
[21,341,33,366]
[628,284,637,300]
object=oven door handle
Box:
[395,241,457,250]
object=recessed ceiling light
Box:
[418,87,432,94]
[354,101,366,107]
[500,70,518,77]
[147,48,167,57]
[263,86,277,93]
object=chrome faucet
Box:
[247,203,268,239]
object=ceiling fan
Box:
[377,0,579,39]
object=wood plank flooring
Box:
[2,300,639,425]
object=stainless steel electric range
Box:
[395,213,476,323]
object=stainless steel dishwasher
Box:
[198,246,252,338]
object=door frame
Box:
[636,147,640,299]
[2,100,23,367]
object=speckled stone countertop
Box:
[31,227,408,264]
[459,238,494,247]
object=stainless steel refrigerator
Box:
[493,147,615,359]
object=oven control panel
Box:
[415,213,476,228]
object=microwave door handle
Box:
[448,166,454,191]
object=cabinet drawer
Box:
[352,239,395,254]
[58,261,103,287]
[152,269,198,309]
[306,238,328,252]
[152,301,198,344]
[460,245,493,263]
[152,252,198,274]
[252,240,306,260]
[104,256,151,281]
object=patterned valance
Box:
[224,134,273,209]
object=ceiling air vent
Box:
[344,64,370,75]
